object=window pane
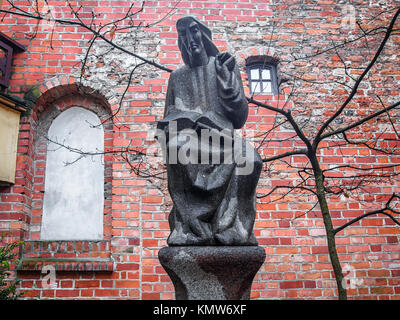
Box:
[261,69,271,80]
[250,68,259,80]
[251,81,261,93]
[262,81,272,93]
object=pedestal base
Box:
[158,246,266,300]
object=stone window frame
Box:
[18,85,114,272]
[245,55,279,95]
[30,95,113,241]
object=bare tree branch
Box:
[333,193,400,235]
[262,149,308,163]
[314,7,400,146]
[0,6,173,72]
[320,100,400,140]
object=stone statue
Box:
[157,16,262,246]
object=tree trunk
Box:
[310,154,347,300]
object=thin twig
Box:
[333,193,400,235]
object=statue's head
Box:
[176,16,219,67]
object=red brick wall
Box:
[0,0,399,299]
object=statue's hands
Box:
[216,52,235,72]
[215,52,236,88]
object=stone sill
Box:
[18,258,114,272]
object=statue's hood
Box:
[176,16,219,67]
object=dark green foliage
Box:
[0,233,24,300]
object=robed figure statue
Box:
[157,16,262,246]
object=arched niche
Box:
[40,106,104,240]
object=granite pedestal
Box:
[158,246,266,300]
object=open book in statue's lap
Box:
[157,109,227,132]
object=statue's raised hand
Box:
[215,52,236,83]
[216,52,235,70]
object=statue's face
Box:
[178,21,205,61]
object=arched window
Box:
[246,56,279,94]
[40,106,104,240]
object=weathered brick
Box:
[2,0,400,302]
